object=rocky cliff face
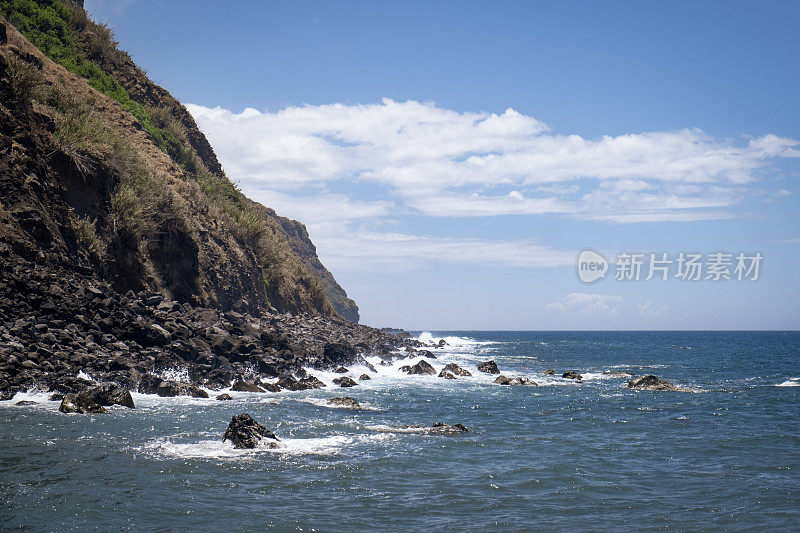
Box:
[0,0,358,322]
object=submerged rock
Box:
[562,371,582,380]
[477,360,500,374]
[439,371,456,379]
[542,369,556,375]
[333,376,358,387]
[398,422,469,435]
[216,393,233,401]
[442,363,471,377]
[627,375,685,391]
[327,396,361,408]
[59,393,106,414]
[222,413,279,449]
[15,400,37,406]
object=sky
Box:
[85,0,800,330]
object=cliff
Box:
[0,0,359,322]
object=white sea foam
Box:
[76,370,95,381]
[140,434,354,460]
[299,397,381,411]
[155,367,191,382]
[416,331,492,347]
[1,389,55,407]
[776,378,800,387]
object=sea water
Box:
[1,331,798,531]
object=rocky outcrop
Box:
[327,396,361,409]
[627,375,686,391]
[397,422,469,435]
[59,392,105,414]
[402,360,436,375]
[230,380,265,393]
[138,374,208,398]
[216,393,233,401]
[222,413,278,449]
[85,382,135,408]
[477,361,500,374]
[562,371,582,380]
[494,375,537,386]
[333,376,358,387]
[441,363,471,377]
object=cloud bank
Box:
[186,99,798,269]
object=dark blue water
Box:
[1,331,799,531]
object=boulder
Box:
[333,366,349,374]
[15,400,37,406]
[138,374,209,398]
[439,371,456,379]
[437,339,448,347]
[359,374,371,381]
[59,392,106,414]
[222,413,279,449]
[477,360,500,374]
[327,396,361,408]
[333,376,358,387]
[216,393,233,401]
[231,380,266,393]
[562,371,582,380]
[405,360,436,375]
[299,375,326,389]
[442,363,471,376]
[276,375,309,391]
[542,369,556,375]
[85,382,135,408]
[627,375,684,391]
[318,342,358,369]
[494,375,537,386]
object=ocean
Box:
[1,331,798,531]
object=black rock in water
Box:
[359,374,371,380]
[299,375,326,389]
[85,383,135,408]
[59,392,106,414]
[333,376,358,387]
[494,375,537,386]
[405,360,436,375]
[216,393,233,401]
[442,363,471,377]
[231,380,265,393]
[562,371,582,380]
[542,369,556,375]
[627,375,684,391]
[477,360,500,374]
[222,413,279,449]
[277,375,309,391]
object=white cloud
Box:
[638,300,669,317]
[314,232,574,272]
[184,99,799,270]
[545,293,623,317]
[187,99,799,222]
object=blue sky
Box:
[86,0,800,330]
